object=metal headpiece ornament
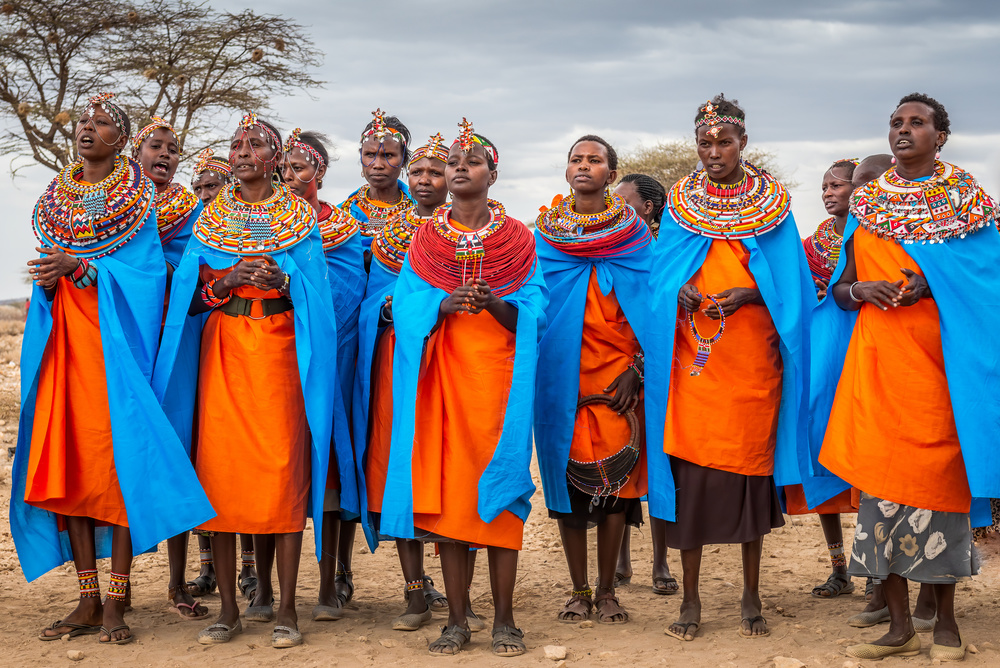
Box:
[695,99,745,138]
[453,118,499,166]
[132,116,179,154]
[193,147,232,179]
[408,132,450,166]
[285,127,325,168]
[84,91,127,133]
[361,108,406,145]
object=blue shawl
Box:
[161,199,202,268]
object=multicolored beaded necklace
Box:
[407,200,536,298]
[372,205,429,274]
[667,161,791,239]
[341,185,411,237]
[33,155,155,259]
[316,201,359,252]
[686,295,726,377]
[851,161,997,244]
[536,192,651,258]
[804,216,842,282]
[194,181,315,255]
[155,182,200,244]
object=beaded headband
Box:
[132,116,179,154]
[453,118,499,166]
[284,128,326,168]
[231,111,281,169]
[408,132,450,166]
[83,92,127,133]
[361,108,406,145]
[828,158,860,183]
[695,100,745,138]
[193,147,232,179]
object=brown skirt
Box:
[662,456,785,550]
[548,484,644,531]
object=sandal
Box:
[652,576,679,595]
[738,615,770,638]
[98,624,134,645]
[187,572,217,597]
[594,591,629,624]
[614,572,632,587]
[238,574,258,602]
[168,585,209,620]
[557,593,593,623]
[423,575,448,610]
[664,621,700,642]
[198,619,243,645]
[271,624,303,648]
[812,572,855,598]
[39,620,100,641]
[334,567,354,606]
[428,624,471,656]
[491,625,526,657]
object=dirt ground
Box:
[0,319,997,667]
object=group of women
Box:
[9,89,999,662]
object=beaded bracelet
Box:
[70,258,98,289]
[628,362,644,383]
[201,278,232,308]
[849,281,863,303]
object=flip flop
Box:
[738,615,770,638]
[170,600,209,620]
[664,621,700,642]
[271,625,303,649]
[98,624,134,645]
[198,619,243,645]
[38,620,100,641]
[652,576,679,595]
[245,596,275,622]
[312,604,344,622]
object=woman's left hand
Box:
[703,287,763,319]
[28,246,79,287]
[605,367,641,414]
[896,268,931,306]
[250,254,287,292]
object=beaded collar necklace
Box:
[667,161,790,239]
[33,155,154,259]
[805,217,842,280]
[536,192,650,259]
[194,181,315,255]
[342,185,411,237]
[372,205,431,274]
[851,161,997,244]
[316,201,359,252]
[155,182,200,244]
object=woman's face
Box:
[696,123,747,184]
[137,127,180,186]
[614,180,653,224]
[281,146,326,201]
[76,105,126,161]
[821,167,853,218]
[360,137,404,190]
[889,101,946,164]
[446,143,496,198]
[408,157,448,210]
[566,140,616,196]
[229,123,277,185]
[192,171,226,206]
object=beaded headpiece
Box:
[695,100,745,138]
[193,147,232,180]
[83,91,127,133]
[132,116,179,154]
[362,108,406,145]
[408,132,450,166]
[453,118,499,166]
[284,128,326,168]
[231,111,281,170]
[828,158,860,183]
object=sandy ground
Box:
[0,319,998,667]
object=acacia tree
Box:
[617,140,794,192]
[0,0,322,173]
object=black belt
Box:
[218,295,293,319]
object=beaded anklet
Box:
[572,587,593,598]
[405,578,423,593]
[78,569,100,599]
[106,571,129,602]
[200,278,231,308]
[70,259,98,289]
[241,550,255,568]
[828,541,847,569]
[199,546,213,566]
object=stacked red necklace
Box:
[341,185,411,237]
[804,217,842,281]
[317,201,359,252]
[852,161,997,244]
[407,200,536,298]
[33,155,155,260]
[155,182,200,244]
[194,181,315,255]
[667,161,790,239]
[372,205,429,274]
[536,192,650,257]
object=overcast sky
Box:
[2,0,999,299]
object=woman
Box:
[380,119,547,657]
[644,95,811,642]
[615,173,666,238]
[191,148,232,207]
[11,92,212,645]
[534,135,652,625]
[153,113,338,649]
[819,93,999,662]
[280,128,366,622]
[356,133,477,631]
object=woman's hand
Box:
[250,254,287,292]
[605,367,641,414]
[440,279,478,316]
[703,287,764,319]
[678,284,702,311]
[28,246,78,288]
[850,279,904,311]
[896,268,931,306]
[814,277,829,301]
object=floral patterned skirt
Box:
[847,492,979,584]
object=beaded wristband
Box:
[849,281,863,303]
[70,258,98,289]
[201,278,231,308]
[628,362,644,383]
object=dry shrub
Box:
[0,305,24,321]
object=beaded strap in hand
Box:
[687,294,725,377]
[565,394,640,510]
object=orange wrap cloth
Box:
[819,227,971,514]
[195,265,309,533]
[24,279,127,527]
[784,485,859,515]
[364,327,396,514]
[664,240,782,474]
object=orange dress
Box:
[570,270,646,498]
[195,265,309,533]
[365,327,396,514]
[819,227,971,513]
[784,485,859,515]
[663,240,783,474]
[24,278,128,527]
[410,311,524,549]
